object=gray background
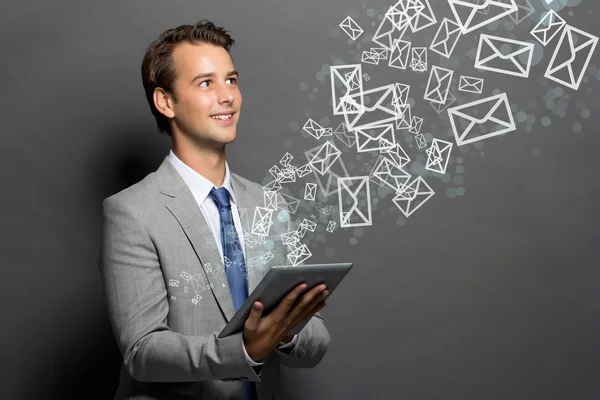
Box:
[1,0,600,399]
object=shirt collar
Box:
[167,149,237,205]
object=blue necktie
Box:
[208,187,257,400]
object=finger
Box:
[286,285,327,322]
[289,301,326,329]
[295,294,327,323]
[244,301,264,331]
[269,283,308,321]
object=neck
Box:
[172,136,227,187]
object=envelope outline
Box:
[343,84,399,131]
[340,16,364,41]
[304,183,317,201]
[447,92,516,146]
[338,176,372,227]
[448,0,518,34]
[429,18,462,58]
[330,64,363,115]
[424,66,454,104]
[409,0,437,32]
[475,34,534,78]
[425,139,453,174]
[508,0,535,26]
[388,39,411,69]
[355,124,396,153]
[544,25,599,90]
[415,134,427,149]
[372,156,412,192]
[392,176,435,217]
[458,76,484,94]
[307,141,343,175]
[531,10,566,46]
[430,91,456,114]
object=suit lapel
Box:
[156,157,236,321]
[230,173,264,293]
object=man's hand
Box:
[243,283,328,362]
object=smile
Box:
[211,114,233,120]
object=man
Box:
[99,20,330,400]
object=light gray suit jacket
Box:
[99,156,330,400]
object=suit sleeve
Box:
[274,210,330,367]
[99,197,261,383]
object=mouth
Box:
[210,112,235,121]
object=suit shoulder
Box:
[232,173,264,193]
[102,171,159,208]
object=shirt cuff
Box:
[277,334,298,349]
[242,341,265,366]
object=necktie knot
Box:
[209,187,232,210]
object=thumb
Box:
[245,301,263,330]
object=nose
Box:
[216,83,235,105]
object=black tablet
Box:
[218,263,353,338]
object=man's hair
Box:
[141,20,235,137]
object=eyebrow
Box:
[190,70,239,83]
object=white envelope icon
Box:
[263,190,278,211]
[371,47,389,60]
[531,10,566,46]
[448,0,518,34]
[330,64,363,116]
[430,91,456,114]
[415,134,427,149]
[395,103,412,130]
[276,193,300,214]
[295,163,313,178]
[362,50,380,65]
[371,156,411,192]
[425,139,453,174]
[409,116,423,135]
[280,152,293,166]
[458,75,484,94]
[475,34,534,78]
[251,207,273,237]
[343,84,399,131]
[448,92,516,146]
[373,7,409,50]
[410,47,428,72]
[333,122,356,148]
[307,141,342,175]
[304,183,317,201]
[545,25,599,91]
[355,124,396,153]
[388,39,411,70]
[508,0,535,26]
[429,18,462,58]
[381,142,411,168]
[340,16,363,41]
[305,141,350,198]
[393,83,411,106]
[392,176,435,218]
[287,244,312,266]
[326,221,336,233]
[338,176,372,228]
[409,0,437,33]
[424,66,453,104]
[303,118,327,140]
[386,0,424,31]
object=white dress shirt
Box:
[167,150,297,366]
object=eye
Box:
[227,77,238,85]
[199,80,210,87]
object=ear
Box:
[153,87,175,118]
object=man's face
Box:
[169,42,242,148]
